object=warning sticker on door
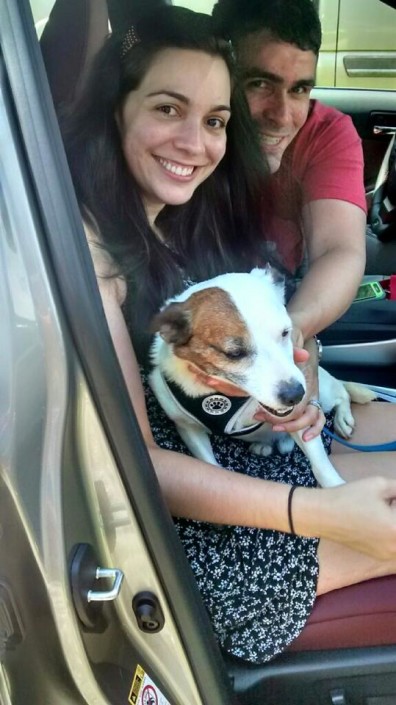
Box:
[128,665,171,705]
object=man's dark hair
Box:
[212,0,322,55]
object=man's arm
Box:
[287,197,366,345]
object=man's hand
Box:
[293,346,309,364]
[291,325,304,351]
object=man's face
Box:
[238,31,317,173]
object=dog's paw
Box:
[333,402,356,438]
[277,436,295,455]
[249,442,273,457]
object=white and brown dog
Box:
[149,268,375,488]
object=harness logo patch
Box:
[202,395,232,415]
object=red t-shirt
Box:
[265,100,367,274]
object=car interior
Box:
[3,0,396,702]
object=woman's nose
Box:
[173,119,205,154]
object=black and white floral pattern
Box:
[142,369,333,663]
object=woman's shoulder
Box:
[83,220,127,305]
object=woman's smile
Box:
[155,156,196,178]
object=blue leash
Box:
[323,427,396,452]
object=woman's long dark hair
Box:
[62,5,275,358]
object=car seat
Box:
[39,1,396,703]
[39,0,109,110]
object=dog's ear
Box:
[150,302,192,345]
[250,265,285,302]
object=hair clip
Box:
[121,26,140,57]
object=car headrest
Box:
[40,0,109,110]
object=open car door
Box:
[0,1,236,703]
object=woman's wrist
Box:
[287,485,338,539]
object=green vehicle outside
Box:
[177,0,396,89]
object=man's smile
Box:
[260,133,289,147]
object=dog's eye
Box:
[210,339,249,360]
[224,348,247,360]
[281,328,291,339]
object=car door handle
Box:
[344,54,396,77]
[373,126,396,136]
[370,112,396,137]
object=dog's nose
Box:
[277,380,305,407]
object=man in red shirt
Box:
[213,0,367,351]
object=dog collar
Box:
[162,375,263,437]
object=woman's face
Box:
[117,48,231,224]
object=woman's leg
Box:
[331,400,396,455]
[318,404,396,592]
[317,539,396,594]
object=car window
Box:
[174,0,396,91]
[173,0,214,11]
[317,0,396,89]
[31,0,54,36]
[34,0,396,90]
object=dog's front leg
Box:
[291,430,345,488]
[176,423,220,467]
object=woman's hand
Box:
[254,340,325,441]
[269,397,325,441]
[297,477,396,560]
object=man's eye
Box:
[293,85,312,96]
[245,79,271,92]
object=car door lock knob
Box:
[132,591,165,633]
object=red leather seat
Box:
[287,575,396,651]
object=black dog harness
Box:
[163,375,263,437]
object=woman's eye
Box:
[207,116,226,130]
[157,105,178,116]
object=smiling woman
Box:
[61,4,267,354]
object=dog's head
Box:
[150,267,306,417]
